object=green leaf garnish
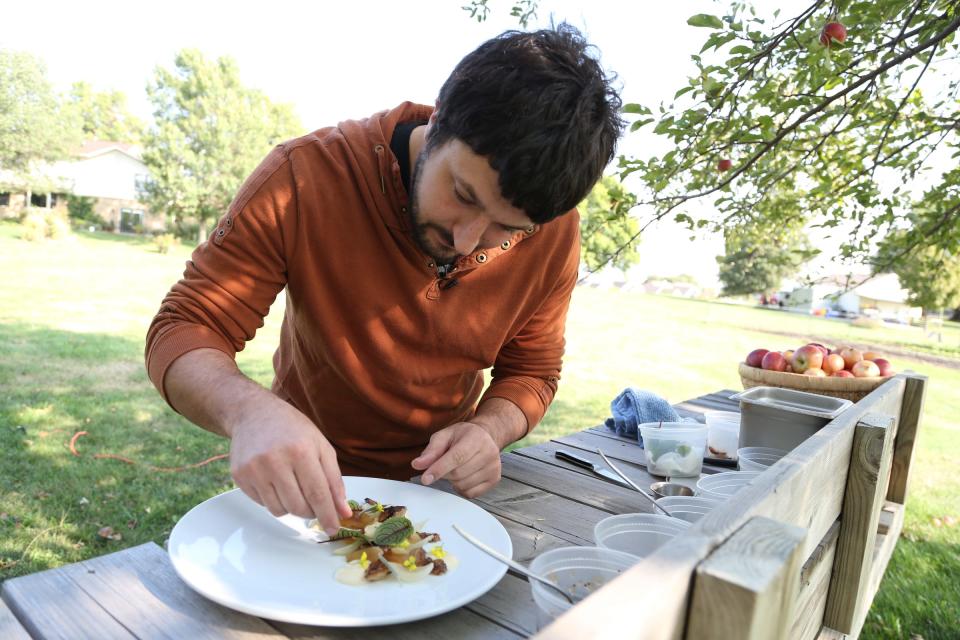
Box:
[347,499,361,511]
[372,516,414,547]
[331,527,368,542]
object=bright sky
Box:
[4,0,817,288]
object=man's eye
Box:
[454,188,472,205]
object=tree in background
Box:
[142,49,302,243]
[876,227,960,315]
[716,187,816,296]
[717,216,815,297]
[65,81,144,144]
[578,175,640,274]
[0,50,82,193]
[471,2,960,278]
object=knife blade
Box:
[554,449,633,488]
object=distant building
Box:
[784,273,922,322]
[0,141,164,233]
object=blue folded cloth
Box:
[604,388,684,441]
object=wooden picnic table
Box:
[0,389,741,640]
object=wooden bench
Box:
[535,372,927,640]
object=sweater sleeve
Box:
[144,146,297,405]
[478,214,580,434]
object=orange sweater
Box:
[145,102,580,479]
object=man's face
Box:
[408,138,535,265]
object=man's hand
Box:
[411,422,503,497]
[412,397,527,497]
[163,349,352,534]
[228,396,353,535]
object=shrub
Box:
[153,233,178,254]
[21,211,47,242]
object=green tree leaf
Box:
[688,14,725,29]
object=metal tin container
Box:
[730,387,853,452]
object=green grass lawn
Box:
[1,221,957,638]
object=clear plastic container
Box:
[737,447,788,472]
[593,513,691,558]
[704,411,740,461]
[696,471,760,501]
[656,496,723,523]
[638,422,708,477]
[529,546,638,629]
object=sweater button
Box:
[476,253,487,263]
[500,241,510,250]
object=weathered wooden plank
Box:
[508,444,661,512]
[824,414,896,637]
[467,573,538,637]
[0,596,31,640]
[272,606,521,639]
[886,374,927,504]
[501,450,654,515]
[865,502,905,624]
[688,517,807,640]
[430,476,608,545]
[816,627,847,639]
[1,561,135,639]
[491,513,578,564]
[59,542,284,640]
[533,376,906,640]
[552,431,648,466]
[792,522,840,640]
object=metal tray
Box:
[730,386,852,420]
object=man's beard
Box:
[408,149,459,266]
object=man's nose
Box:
[452,216,487,256]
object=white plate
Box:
[167,477,511,626]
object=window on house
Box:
[30,193,49,207]
[0,193,9,206]
[120,208,144,233]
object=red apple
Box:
[782,350,795,369]
[762,351,788,372]
[822,353,845,375]
[718,158,732,172]
[852,360,881,378]
[872,358,895,377]
[863,351,882,361]
[832,370,855,378]
[793,345,824,373]
[746,348,770,368]
[820,21,847,47]
[803,368,827,377]
[840,347,863,370]
[809,344,829,358]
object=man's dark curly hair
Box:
[427,23,625,224]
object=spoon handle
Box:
[453,524,575,605]
[596,449,674,518]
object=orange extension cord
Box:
[69,430,228,472]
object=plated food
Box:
[311,498,459,585]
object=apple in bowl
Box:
[792,345,824,373]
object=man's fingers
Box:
[422,439,474,486]
[317,441,352,519]
[293,460,340,535]
[260,482,287,518]
[411,428,454,472]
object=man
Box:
[145,24,623,537]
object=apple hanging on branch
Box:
[819,21,847,47]
[717,158,732,172]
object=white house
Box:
[0,141,162,233]
[784,273,922,322]
[836,273,923,323]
